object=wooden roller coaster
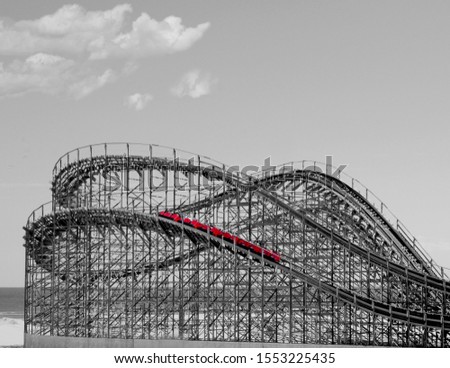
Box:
[23,143,450,346]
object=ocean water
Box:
[0,288,24,319]
[0,288,24,347]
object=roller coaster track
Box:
[24,143,450,346]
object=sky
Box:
[1,0,450,286]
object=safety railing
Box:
[52,142,249,190]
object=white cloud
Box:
[0,4,132,56]
[91,14,210,59]
[0,4,211,99]
[0,53,117,99]
[0,53,76,97]
[124,93,153,111]
[23,53,71,71]
[171,69,217,98]
[68,69,117,100]
[0,4,210,59]
[18,4,131,36]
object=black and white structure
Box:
[23,143,450,347]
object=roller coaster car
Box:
[250,243,263,253]
[271,252,281,262]
[210,227,223,237]
[191,220,208,231]
[222,232,234,241]
[170,213,182,222]
[158,211,281,263]
[158,211,172,218]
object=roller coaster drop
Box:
[24,143,450,347]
